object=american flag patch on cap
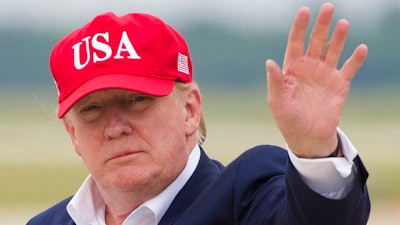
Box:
[177,52,189,74]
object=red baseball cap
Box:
[50,12,193,118]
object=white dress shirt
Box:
[67,128,357,225]
[288,128,356,198]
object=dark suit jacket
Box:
[27,145,370,225]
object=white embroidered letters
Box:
[114,31,141,59]
[72,36,91,70]
[72,31,141,70]
[92,32,112,63]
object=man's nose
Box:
[104,108,133,139]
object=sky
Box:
[1,0,399,34]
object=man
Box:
[28,2,370,225]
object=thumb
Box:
[266,59,284,100]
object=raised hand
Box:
[266,3,368,158]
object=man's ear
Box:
[62,117,82,156]
[184,87,202,136]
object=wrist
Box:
[327,134,342,157]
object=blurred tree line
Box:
[0,10,399,92]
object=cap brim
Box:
[57,74,175,118]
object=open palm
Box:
[266,3,368,157]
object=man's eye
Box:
[126,95,154,111]
[133,95,147,102]
[129,95,154,103]
[82,104,101,112]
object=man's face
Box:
[63,87,200,197]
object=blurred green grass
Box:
[0,165,87,205]
[1,87,399,210]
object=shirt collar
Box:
[67,144,201,225]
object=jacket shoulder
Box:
[27,196,74,225]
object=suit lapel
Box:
[158,148,223,225]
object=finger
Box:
[306,3,335,58]
[283,7,310,72]
[266,59,284,102]
[323,19,350,67]
[340,44,368,81]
